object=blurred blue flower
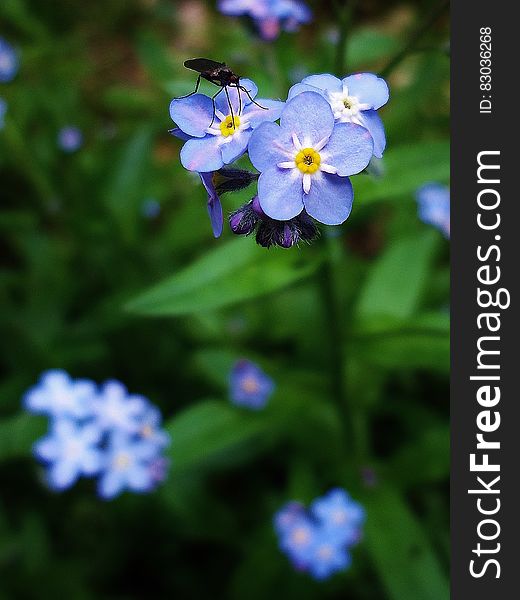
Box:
[249,91,373,224]
[310,488,365,546]
[0,97,8,129]
[34,419,103,490]
[142,198,161,219]
[230,359,274,409]
[92,380,147,434]
[0,38,19,83]
[23,370,96,420]
[58,126,83,152]
[97,431,158,499]
[138,404,171,450]
[218,0,312,40]
[274,488,365,580]
[288,73,389,158]
[416,182,450,238]
[169,80,284,173]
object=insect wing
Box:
[184,58,225,73]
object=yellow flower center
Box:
[241,376,260,394]
[220,115,241,137]
[295,148,321,174]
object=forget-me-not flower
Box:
[230,359,275,409]
[218,0,312,40]
[58,126,83,152]
[97,432,158,499]
[248,91,373,225]
[92,380,147,434]
[34,419,103,490]
[170,80,284,173]
[23,370,96,420]
[289,73,389,158]
[416,182,450,238]
[274,488,365,580]
[0,38,18,83]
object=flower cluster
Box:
[218,0,312,40]
[274,489,365,580]
[169,71,389,247]
[416,182,450,238]
[0,37,18,83]
[24,370,170,499]
[229,359,275,409]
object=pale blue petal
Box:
[127,466,152,491]
[257,167,304,221]
[220,130,252,164]
[199,172,223,238]
[180,137,223,172]
[280,92,334,146]
[244,99,285,129]
[49,460,79,490]
[169,94,214,138]
[287,82,324,101]
[322,122,373,176]
[343,73,389,109]
[169,127,191,141]
[34,437,59,461]
[358,110,386,158]
[81,450,102,475]
[301,74,342,93]
[303,173,353,225]
[248,122,293,172]
[98,471,124,499]
[215,78,258,115]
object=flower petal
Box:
[322,122,373,176]
[358,110,386,158]
[208,194,223,238]
[303,173,353,225]
[48,460,79,490]
[287,82,324,101]
[301,74,343,94]
[215,78,259,115]
[180,137,223,172]
[169,94,214,138]
[244,98,285,129]
[280,92,334,147]
[248,122,293,172]
[342,73,389,110]
[257,166,304,220]
[220,130,252,164]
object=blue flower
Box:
[23,370,96,420]
[92,380,147,434]
[0,97,8,129]
[170,81,284,173]
[218,0,312,40]
[0,38,19,83]
[58,126,83,152]
[416,182,450,238]
[249,91,373,225]
[274,488,365,580]
[230,359,275,409]
[310,488,365,546]
[138,404,171,450]
[34,419,103,490]
[97,432,158,499]
[305,533,351,580]
[288,73,389,158]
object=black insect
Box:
[178,58,266,126]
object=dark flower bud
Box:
[229,200,260,235]
[212,168,259,195]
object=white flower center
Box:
[276,132,337,194]
[327,85,371,124]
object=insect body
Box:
[178,58,266,126]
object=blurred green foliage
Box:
[0,0,449,598]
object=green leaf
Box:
[356,231,438,322]
[354,140,449,205]
[0,414,46,462]
[364,487,449,600]
[165,400,275,473]
[126,238,320,316]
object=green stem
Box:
[381,0,449,78]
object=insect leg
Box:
[224,85,235,124]
[239,86,268,110]
[175,74,201,99]
[209,86,225,127]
